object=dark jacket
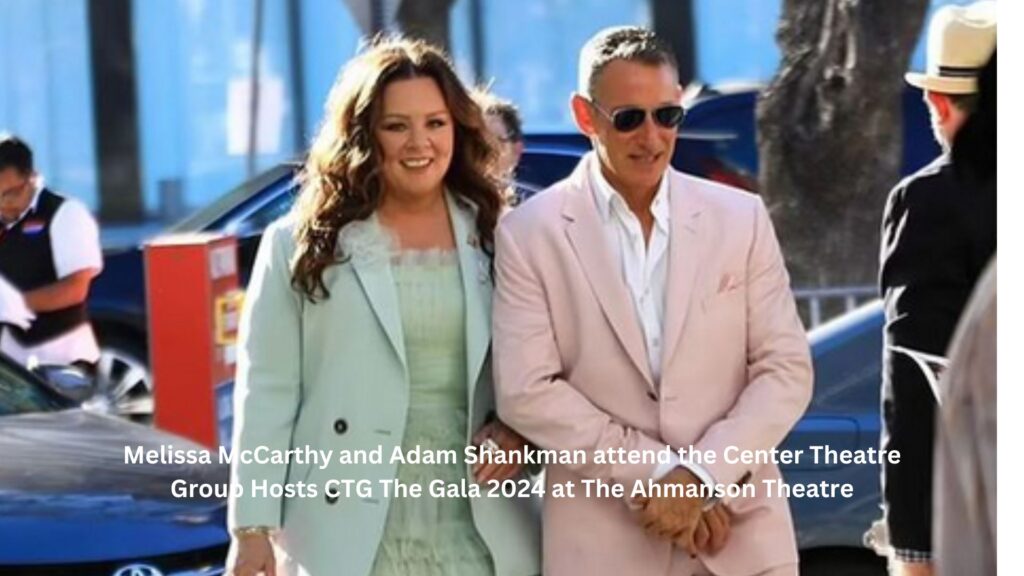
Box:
[878,154,995,553]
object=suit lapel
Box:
[563,156,654,389]
[448,195,492,409]
[349,220,407,371]
[661,173,704,376]
[347,200,491,392]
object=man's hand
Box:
[690,503,731,555]
[472,419,528,483]
[632,467,706,553]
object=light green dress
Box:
[369,248,495,576]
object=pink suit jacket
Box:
[493,154,813,576]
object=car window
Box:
[0,359,71,416]
[517,148,585,189]
[169,164,298,233]
[229,185,299,236]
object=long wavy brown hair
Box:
[291,36,502,301]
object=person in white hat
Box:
[905,1,996,150]
[877,3,996,576]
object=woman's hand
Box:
[227,533,277,576]
[471,419,529,483]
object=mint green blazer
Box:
[228,196,541,576]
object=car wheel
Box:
[800,548,887,576]
[89,331,154,423]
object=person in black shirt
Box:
[877,4,995,575]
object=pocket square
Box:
[717,273,742,293]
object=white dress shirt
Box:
[0,183,103,366]
[588,160,717,493]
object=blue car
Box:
[0,353,229,575]
[675,83,941,184]
[783,302,887,575]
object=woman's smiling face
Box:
[375,76,455,200]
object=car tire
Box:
[800,548,887,576]
[92,328,154,423]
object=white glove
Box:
[0,273,35,330]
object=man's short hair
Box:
[577,26,678,99]
[475,91,524,142]
[947,92,980,115]
[0,135,33,175]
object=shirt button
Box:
[333,419,348,435]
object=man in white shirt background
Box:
[0,134,103,370]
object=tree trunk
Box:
[396,0,456,52]
[651,0,695,87]
[756,0,928,289]
[88,0,144,222]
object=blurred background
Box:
[0,0,960,226]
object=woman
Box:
[227,37,541,576]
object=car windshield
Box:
[0,356,73,416]
[223,180,300,238]
[168,163,298,233]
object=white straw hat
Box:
[905,1,996,94]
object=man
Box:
[479,91,525,181]
[474,89,527,204]
[877,4,996,575]
[934,56,995,576]
[0,135,103,369]
[493,27,812,576]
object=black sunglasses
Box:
[587,99,685,132]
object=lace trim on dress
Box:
[337,216,459,268]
